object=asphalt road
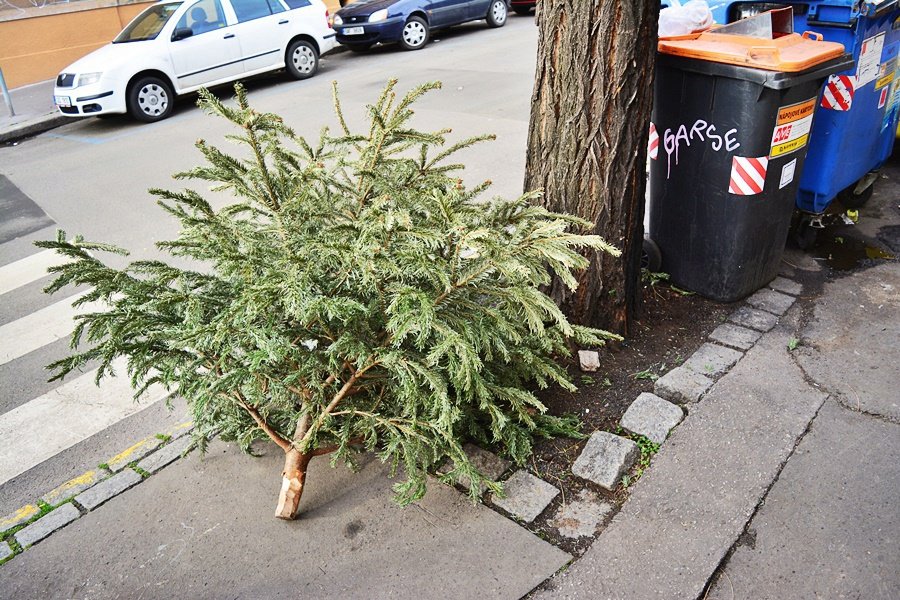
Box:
[0,14,539,516]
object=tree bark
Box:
[525,0,659,335]
[275,449,312,520]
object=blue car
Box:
[333,0,509,51]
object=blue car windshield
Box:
[114,2,183,43]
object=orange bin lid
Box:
[658,31,846,72]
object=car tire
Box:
[513,6,531,15]
[486,0,508,27]
[400,16,429,51]
[286,39,319,80]
[127,76,174,123]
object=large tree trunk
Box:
[275,449,312,520]
[525,0,659,335]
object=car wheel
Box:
[127,76,174,123]
[286,39,319,80]
[400,16,429,51]
[486,0,508,27]
[513,6,531,15]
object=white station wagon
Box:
[53,0,336,122]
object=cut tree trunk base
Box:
[275,450,312,520]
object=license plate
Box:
[343,26,364,35]
[54,95,71,107]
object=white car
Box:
[53,0,336,123]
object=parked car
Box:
[510,0,534,15]
[52,0,336,123]
[332,0,509,52]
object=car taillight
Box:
[326,9,332,29]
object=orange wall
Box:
[0,0,341,89]
[0,3,154,88]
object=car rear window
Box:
[231,0,276,21]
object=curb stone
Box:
[682,343,743,377]
[136,435,193,474]
[768,276,802,296]
[620,393,684,445]
[492,470,560,523]
[0,504,40,534]
[746,288,796,316]
[105,436,165,472]
[548,491,612,540]
[709,323,762,351]
[0,541,12,561]
[654,366,714,403]
[74,468,143,512]
[728,305,779,332]
[14,503,81,548]
[41,469,110,507]
[572,432,639,491]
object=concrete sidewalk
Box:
[534,173,900,598]
[0,79,69,144]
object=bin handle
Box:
[801,31,823,41]
[747,46,780,66]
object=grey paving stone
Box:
[572,432,639,491]
[768,276,802,296]
[709,323,762,351]
[655,366,714,403]
[746,288,796,316]
[728,305,779,332]
[74,469,143,511]
[460,444,510,493]
[620,392,684,445]
[105,436,164,473]
[549,490,613,539]
[493,470,559,523]
[0,504,41,534]
[14,503,80,548]
[0,541,13,561]
[41,468,110,507]
[136,436,194,475]
[682,343,743,377]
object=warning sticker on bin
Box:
[648,123,659,160]
[770,97,816,158]
[729,156,768,196]
[821,75,855,111]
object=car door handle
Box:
[278,19,289,24]
[224,33,235,39]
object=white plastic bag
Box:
[659,0,714,37]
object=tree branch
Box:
[232,391,292,452]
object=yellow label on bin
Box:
[770,98,816,158]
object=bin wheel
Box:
[641,237,662,272]
[793,223,819,251]
[837,179,875,209]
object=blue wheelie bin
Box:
[711,0,900,241]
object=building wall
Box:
[0,0,342,89]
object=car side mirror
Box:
[172,27,193,41]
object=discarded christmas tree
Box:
[39,81,620,520]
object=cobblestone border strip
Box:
[0,421,196,566]
[471,275,803,545]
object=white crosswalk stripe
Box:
[0,358,170,486]
[0,249,69,296]
[0,244,170,486]
[0,291,104,366]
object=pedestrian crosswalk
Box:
[0,227,170,487]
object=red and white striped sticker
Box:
[729,156,768,196]
[648,123,659,160]
[821,74,855,111]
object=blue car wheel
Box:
[400,16,429,51]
